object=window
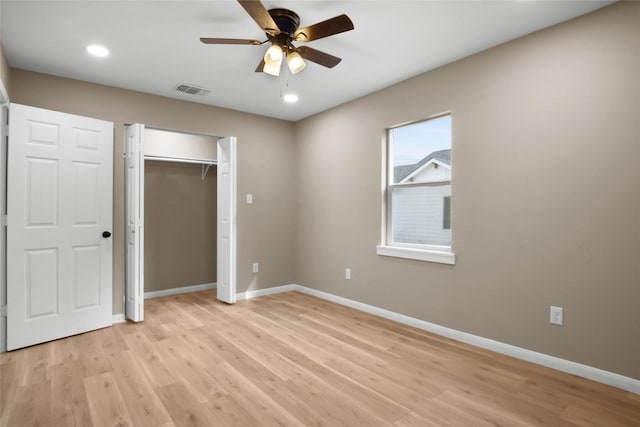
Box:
[377,114,455,264]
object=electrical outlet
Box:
[246,194,253,204]
[345,268,351,280]
[550,306,563,326]
[252,263,259,273]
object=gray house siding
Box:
[392,183,451,246]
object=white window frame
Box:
[376,114,456,265]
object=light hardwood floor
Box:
[1,290,639,426]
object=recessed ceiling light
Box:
[86,45,109,57]
[283,93,298,103]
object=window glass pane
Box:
[388,114,451,248]
[391,186,451,246]
[391,115,451,184]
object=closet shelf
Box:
[144,155,216,180]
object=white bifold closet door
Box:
[125,124,144,322]
[6,104,113,350]
[216,137,237,304]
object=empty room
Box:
[0,1,639,426]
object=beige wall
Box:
[294,2,640,380]
[144,161,217,292]
[10,69,297,314]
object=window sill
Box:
[376,245,456,265]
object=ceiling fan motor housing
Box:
[268,8,300,35]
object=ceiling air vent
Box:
[175,83,210,96]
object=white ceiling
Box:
[1,1,613,121]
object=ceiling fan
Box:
[200,0,354,76]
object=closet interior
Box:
[143,127,218,296]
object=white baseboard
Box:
[236,284,640,395]
[144,282,216,299]
[112,313,125,324]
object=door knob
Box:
[102,231,112,238]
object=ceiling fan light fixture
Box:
[264,44,283,64]
[263,44,283,76]
[286,51,306,74]
[263,61,281,76]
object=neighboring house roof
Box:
[394,149,451,182]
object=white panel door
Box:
[124,124,144,322]
[217,137,236,304]
[7,103,113,350]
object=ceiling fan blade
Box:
[294,14,354,42]
[237,0,281,35]
[200,38,263,45]
[297,46,342,68]
[255,58,265,73]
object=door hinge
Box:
[0,305,6,317]
[1,215,7,227]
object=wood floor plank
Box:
[1,289,638,426]
[84,372,135,427]
[15,342,52,386]
[212,313,309,381]
[561,400,640,427]
[280,352,409,426]
[0,361,19,426]
[325,356,446,414]
[403,393,499,427]
[107,350,175,427]
[51,334,81,366]
[394,411,444,427]
[212,361,306,427]
[252,301,391,368]
[50,360,94,427]
[156,382,224,427]
[154,337,228,404]
[4,382,52,427]
[205,343,322,426]
[118,328,178,388]
[72,332,113,379]
[239,308,337,364]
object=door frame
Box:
[0,80,8,353]
[124,125,237,322]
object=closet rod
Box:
[143,155,216,166]
[144,155,216,180]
